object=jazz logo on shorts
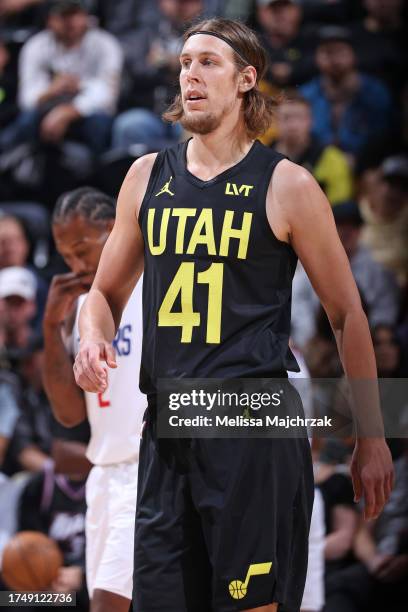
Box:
[229,562,272,600]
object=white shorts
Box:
[85,460,138,600]
[301,487,325,611]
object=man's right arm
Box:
[74,153,157,393]
[43,274,89,427]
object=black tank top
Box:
[138,139,299,405]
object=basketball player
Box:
[43,188,144,612]
[74,19,394,612]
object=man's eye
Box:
[202,59,213,66]
[181,60,190,68]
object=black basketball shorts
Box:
[133,407,314,611]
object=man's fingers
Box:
[362,472,388,520]
[361,473,376,520]
[373,480,385,519]
[351,467,362,503]
[73,360,102,393]
[74,345,108,391]
[86,344,109,383]
[384,471,393,506]
[52,275,90,293]
[103,343,117,369]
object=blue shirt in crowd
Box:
[300,74,392,155]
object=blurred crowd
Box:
[0,0,407,610]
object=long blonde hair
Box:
[162,18,278,139]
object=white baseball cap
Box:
[0,266,37,300]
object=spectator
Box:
[371,324,408,445]
[255,0,317,88]
[275,91,353,204]
[18,456,89,608]
[0,40,18,131]
[0,371,20,468]
[111,0,204,150]
[372,324,405,378]
[0,0,123,155]
[334,202,400,324]
[316,441,359,560]
[315,440,359,612]
[300,25,392,160]
[0,214,30,269]
[2,334,91,476]
[0,214,48,329]
[359,155,408,286]
[351,0,407,95]
[0,266,37,356]
[291,201,400,348]
[327,442,408,612]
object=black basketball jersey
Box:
[138,139,299,404]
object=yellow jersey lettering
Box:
[239,185,254,197]
[219,211,253,259]
[172,208,197,254]
[225,183,254,197]
[147,208,170,255]
[186,209,217,256]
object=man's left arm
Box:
[269,160,394,520]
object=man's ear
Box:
[238,66,257,93]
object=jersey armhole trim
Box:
[258,156,293,250]
[137,151,164,226]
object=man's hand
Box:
[350,437,394,520]
[37,74,80,106]
[74,338,117,393]
[48,74,80,98]
[44,273,92,328]
[51,566,83,593]
[40,104,80,143]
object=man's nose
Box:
[72,259,88,275]
[186,59,201,82]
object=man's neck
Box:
[322,71,359,100]
[187,124,254,181]
[55,32,86,50]
[264,30,292,50]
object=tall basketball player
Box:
[73,19,393,612]
[43,188,144,612]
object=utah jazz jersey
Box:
[139,139,299,404]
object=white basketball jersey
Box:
[73,279,145,465]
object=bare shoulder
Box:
[267,159,333,242]
[117,152,159,219]
[127,152,158,182]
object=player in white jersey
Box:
[43,188,144,612]
[289,347,325,612]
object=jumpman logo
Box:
[155,176,175,197]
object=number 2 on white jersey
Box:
[97,369,111,408]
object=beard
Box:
[180,109,223,135]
